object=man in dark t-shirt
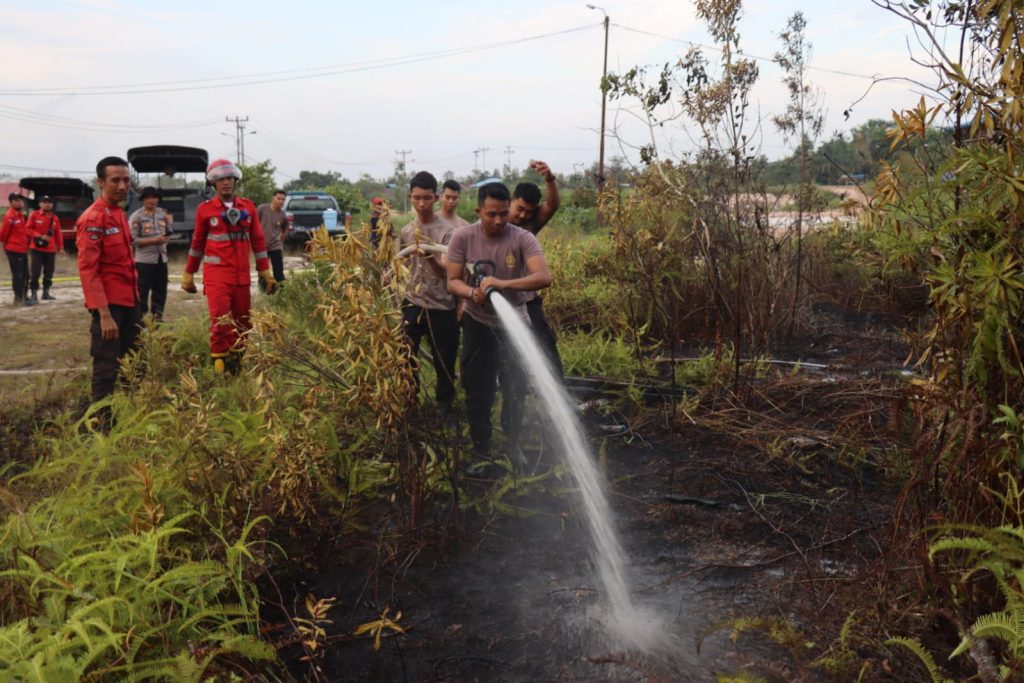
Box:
[257,189,289,285]
[446,182,552,466]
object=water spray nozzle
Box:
[470,260,498,298]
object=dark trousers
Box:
[461,314,527,456]
[268,249,286,282]
[5,250,28,302]
[90,304,140,402]
[136,261,168,319]
[526,295,563,378]
[29,250,56,292]
[402,301,459,405]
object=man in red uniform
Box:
[0,192,35,306]
[76,157,139,402]
[28,195,64,302]
[181,158,275,373]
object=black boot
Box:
[42,287,56,300]
[226,350,243,375]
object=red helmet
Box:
[207,158,242,183]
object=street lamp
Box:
[587,4,609,194]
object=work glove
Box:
[259,270,277,294]
[181,272,197,293]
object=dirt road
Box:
[0,249,306,397]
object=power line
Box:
[253,121,390,168]
[0,24,599,97]
[0,104,221,133]
[613,23,885,81]
[0,162,92,175]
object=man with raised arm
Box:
[508,160,564,377]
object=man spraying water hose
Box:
[446,182,552,467]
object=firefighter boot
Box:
[29,289,38,303]
[226,349,244,376]
[211,353,228,374]
[42,287,56,300]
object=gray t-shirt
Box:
[400,214,456,310]
[257,204,289,251]
[128,207,169,264]
[446,221,543,328]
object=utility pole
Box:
[395,149,412,211]
[225,115,252,165]
[586,5,609,194]
[503,146,515,176]
[477,147,491,176]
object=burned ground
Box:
[0,254,931,682]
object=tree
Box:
[283,170,344,192]
[606,0,792,389]
[867,0,1024,675]
[323,182,362,213]
[772,11,824,337]
[238,159,277,206]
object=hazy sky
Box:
[0,0,934,184]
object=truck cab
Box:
[283,191,344,241]
[18,177,95,247]
[126,145,210,243]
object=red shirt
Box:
[76,198,138,309]
[185,196,270,285]
[0,208,30,254]
[27,209,64,254]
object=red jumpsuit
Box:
[185,196,270,355]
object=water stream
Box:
[488,293,664,650]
